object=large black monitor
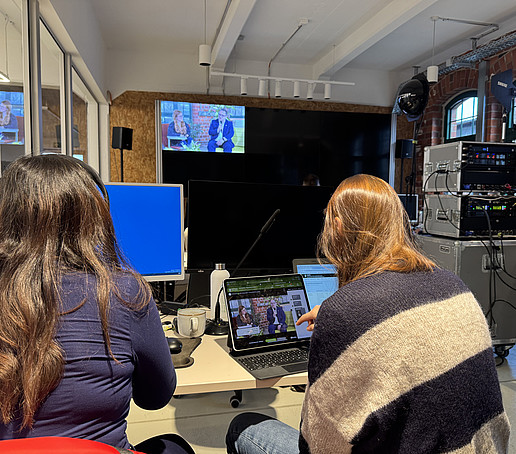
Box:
[186,180,334,273]
[105,183,184,281]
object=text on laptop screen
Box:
[295,263,338,307]
[225,274,312,350]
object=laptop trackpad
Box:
[283,363,307,373]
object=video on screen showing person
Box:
[207,108,235,153]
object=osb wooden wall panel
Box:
[109,90,392,183]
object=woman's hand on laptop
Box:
[296,305,320,331]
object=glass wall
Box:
[72,68,97,163]
[0,0,103,173]
[0,0,25,171]
[40,19,63,154]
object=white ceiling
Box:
[87,0,516,79]
[5,0,516,105]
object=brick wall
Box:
[406,47,516,197]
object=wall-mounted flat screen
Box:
[0,90,23,145]
[105,183,184,281]
[158,101,245,153]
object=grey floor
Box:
[127,349,516,454]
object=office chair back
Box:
[0,437,142,453]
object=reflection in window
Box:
[72,68,96,163]
[446,92,478,140]
[40,20,63,154]
[0,0,25,172]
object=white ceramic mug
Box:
[176,308,206,338]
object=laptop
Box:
[293,259,339,307]
[223,273,312,380]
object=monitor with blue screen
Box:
[293,259,338,307]
[104,183,184,281]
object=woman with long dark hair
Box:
[226,174,509,454]
[0,154,193,454]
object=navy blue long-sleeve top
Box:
[0,272,176,449]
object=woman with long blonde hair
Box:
[227,174,509,454]
[167,110,194,147]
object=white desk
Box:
[171,333,308,396]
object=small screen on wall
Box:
[159,101,245,153]
[0,90,23,145]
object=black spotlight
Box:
[396,73,430,122]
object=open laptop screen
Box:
[293,260,339,307]
[224,274,312,352]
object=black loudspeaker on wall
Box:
[112,127,133,150]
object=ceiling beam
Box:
[314,0,440,79]
[209,0,257,89]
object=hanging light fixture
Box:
[209,70,355,98]
[240,77,248,95]
[306,82,314,99]
[293,81,300,98]
[258,79,267,96]
[426,16,439,83]
[275,80,282,98]
[199,0,211,66]
[0,16,10,82]
[324,83,331,99]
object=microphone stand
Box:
[205,209,281,336]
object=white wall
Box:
[105,48,210,99]
[105,48,404,107]
[41,0,107,102]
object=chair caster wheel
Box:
[230,390,242,408]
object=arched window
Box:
[445,91,478,142]
[505,99,516,142]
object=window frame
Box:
[444,90,478,143]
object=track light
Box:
[208,70,355,99]
[293,81,300,98]
[240,77,248,95]
[258,79,267,97]
[199,44,211,66]
[307,83,314,99]
[324,83,331,99]
[275,80,282,98]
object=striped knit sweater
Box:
[299,268,510,453]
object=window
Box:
[505,99,516,143]
[0,0,26,172]
[40,20,64,154]
[72,68,97,163]
[445,91,478,142]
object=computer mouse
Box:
[167,337,183,355]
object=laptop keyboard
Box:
[238,349,308,371]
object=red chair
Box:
[162,123,169,148]
[0,437,144,453]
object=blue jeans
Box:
[226,412,300,454]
